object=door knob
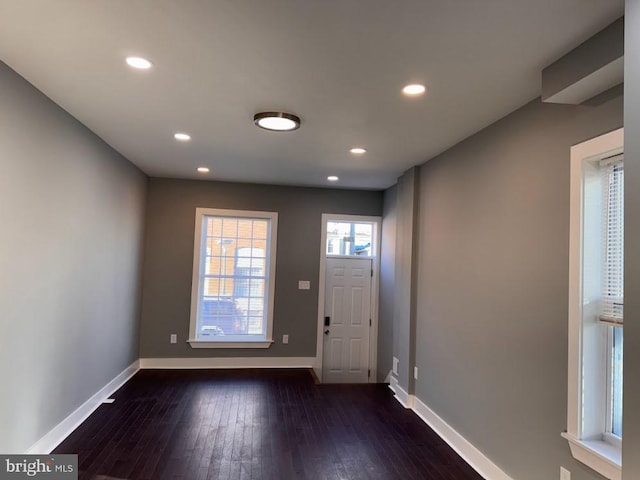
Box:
[324,329,330,335]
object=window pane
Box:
[221,218,238,238]
[252,220,269,239]
[195,214,273,341]
[204,256,220,275]
[252,239,267,254]
[237,219,254,238]
[612,327,623,436]
[326,221,373,256]
[601,163,624,320]
[208,217,222,237]
[247,316,264,335]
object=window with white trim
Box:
[565,129,623,480]
[188,208,277,348]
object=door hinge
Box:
[368,369,371,378]
[371,268,373,277]
[369,318,372,327]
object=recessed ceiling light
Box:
[174,132,191,141]
[327,176,339,182]
[350,147,367,155]
[197,167,210,173]
[254,112,301,131]
[402,84,427,96]
[125,56,153,70]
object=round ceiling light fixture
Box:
[350,147,367,155]
[254,112,301,131]
[402,83,427,96]
[197,167,210,173]
[125,56,153,70]
[327,175,339,182]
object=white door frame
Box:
[315,213,382,382]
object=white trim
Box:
[139,357,316,369]
[411,396,514,480]
[561,433,621,480]
[388,389,513,480]
[315,213,382,382]
[320,214,382,224]
[188,340,273,349]
[388,375,397,393]
[26,360,140,454]
[389,376,413,408]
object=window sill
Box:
[188,340,274,349]
[561,432,621,480]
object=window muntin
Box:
[190,209,277,346]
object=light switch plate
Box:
[282,334,289,344]
[298,280,311,290]
[170,334,177,344]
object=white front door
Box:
[322,257,372,383]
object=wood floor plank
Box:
[53,369,484,480]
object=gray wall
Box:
[378,184,397,381]
[623,1,640,478]
[410,96,622,480]
[0,62,147,453]
[139,178,382,358]
[392,168,420,392]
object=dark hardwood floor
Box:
[54,369,484,480]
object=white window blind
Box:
[600,155,624,325]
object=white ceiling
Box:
[0,1,624,189]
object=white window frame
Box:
[188,208,278,349]
[563,128,623,480]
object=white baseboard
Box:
[389,375,398,393]
[27,360,140,454]
[388,376,413,408]
[139,356,316,369]
[391,392,513,480]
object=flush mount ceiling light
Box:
[327,175,339,182]
[125,56,153,70]
[197,167,210,173]
[254,112,301,131]
[174,132,191,141]
[402,83,427,96]
[350,147,367,155]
